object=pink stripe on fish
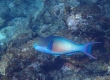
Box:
[52,41,73,52]
[52,42,65,52]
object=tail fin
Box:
[83,42,101,59]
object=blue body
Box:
[33,36,101,59]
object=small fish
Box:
[33,36,101,59]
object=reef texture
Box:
[0,0,110,80]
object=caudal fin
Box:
[83,42,101,59]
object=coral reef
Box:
[66,13,87,30]
[0,0,110,80]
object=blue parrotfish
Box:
[33,36,101,59]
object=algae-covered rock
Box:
[0,17,32,43]
[0,17,5,28]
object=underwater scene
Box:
[0,0,110,80]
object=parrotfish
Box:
[33,36,101,59]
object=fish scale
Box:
[52,40,74,52]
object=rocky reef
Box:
[0,0,110,80]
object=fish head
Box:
[33,38,49,53]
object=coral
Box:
[52,3,65,18]
[0,32,6,41]
[0,17,5,28]
[66,13,87,30]
[0,53,13,75]
[0,17,32,43]
[61,62,80,72]
[79,0,98,4]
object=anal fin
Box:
[66,53,75,56]
[54,54,60,57]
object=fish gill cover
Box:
[0,0,109,80]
